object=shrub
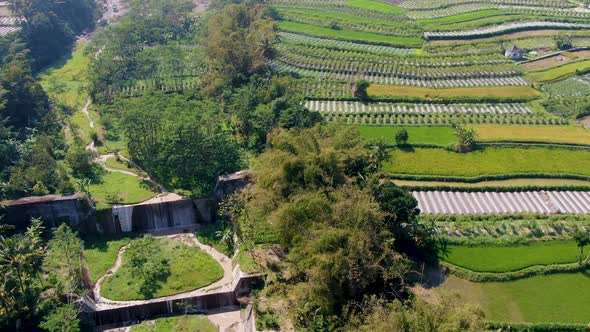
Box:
[395,128,409,146]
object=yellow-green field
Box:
[527,59,590,82]
[438,274,590,323]
[384,147,590,177]
[474,124,590,145]
[393,178,590,188]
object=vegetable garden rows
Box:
[272,60,529,87]
[398,0,576,10]
[304,100,533,115]
[424,21,590,39]
[436,218,590,239]
[413,190,590,214]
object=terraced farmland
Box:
[413,190,590,214]
[269,0,590,327]
[0,1,21,36]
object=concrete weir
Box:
[83,233,263,330]
[85,271,262,329]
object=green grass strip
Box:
[345,0,405,14]
[527,59,590,82]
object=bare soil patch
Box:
[523,50,590,71]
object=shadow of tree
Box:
[139,259,172,299]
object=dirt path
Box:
[93,233,234,310]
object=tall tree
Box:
[0,218,45,330]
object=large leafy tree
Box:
[234,125,426,328]
[204,3,277,93]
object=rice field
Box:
[358,125,590,145]
[442,241,580,272]
[413,190,590,214]
[384,147,590,177]
[440,273,590,323]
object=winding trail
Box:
[93,233,234,310]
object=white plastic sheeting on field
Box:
[413,191,590,215]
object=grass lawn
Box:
[195,223,233,257]
[384,147,590,176]
[278,21,423,47]
[101,237,224,300]
[443,241,580,272]
[84,236,133,283]
[38,40,90,109]
[358,125,456,145]
[393,178,590,188]
[130,315,217,332]
[440,273,590,323]
[367,85,541,100]
[345,0,404,13]
[527,59,590,82]
[88,172,157,210]
[104,156,142,175]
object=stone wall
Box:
[2,194,93,230]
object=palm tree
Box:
[0,218,44,328]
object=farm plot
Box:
[435,217,590,239]
[542,75,590,96]
[412,190,590,214]
[272,60,529,87]
[305,100,533,115]
[424,21,590,40]
[279,32,417,55]
[278,21,424,47]
[359,125,590,145]
[367,84,542,100]
[442,241,580,272]
[440,273,590,324]
[384,147,590,177]
[527,59,590,82]
[399,0,575,11]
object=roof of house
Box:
[507,45,525,53]
[1,193,84,207]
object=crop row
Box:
[277,12,421,37]
[113,78,200,97]
[425,21,590,39]
[291,80,355,99]
[501,5,590,19]
[323,113,568,126]
[276,50,521,79]
[436,219,590,240]
[542,76,590,97]
[0,25,18,36]
[0,16,18,25]
[272,60,529,87]
[272,3,413,24]
[399,0,575,10]
[305,100,533,115]
[279,43,510,68]
[413,190,590,215]
[407,4,497,19]
[279,32,416,56]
